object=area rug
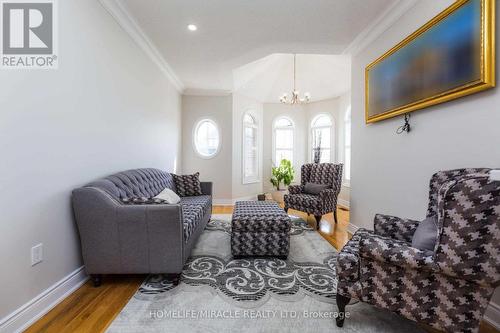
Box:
[107,214,424,333]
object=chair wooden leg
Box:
[336,293,351,327]
[91,274,102,287]
[314,215,321,230]
[334,210,338,224]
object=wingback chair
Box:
[284,163,343,229]
[335,168,500,333]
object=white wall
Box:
[306,98,341,162]
[232,94,264,199]
[0,0,181,322]
[181,95,233,200]
[262,103,308,192]
[184,95,351,204]
[336,92,352,207]
[350,0,499,323]
[181,93,263,202]
[262,97,351,207]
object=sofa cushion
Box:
[304,182,329,195]
[173,173,203,197]
[182,205,204,242]
[180,195,211,216]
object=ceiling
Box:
[120,0,396,100]
[233,53,351,103]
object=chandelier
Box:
[280,54,311,105]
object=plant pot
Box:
[271,189,287,204]
[257,194,266,201]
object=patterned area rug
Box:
[107,214,423,333]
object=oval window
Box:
[193,119,220,158]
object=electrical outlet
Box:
[31,243,43,266]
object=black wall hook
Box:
[396,113,411,134]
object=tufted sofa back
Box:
[85,168,176,200]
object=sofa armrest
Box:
[288,185,304,194]
[200,182,213,196]
[373,214,420,243]
[72,187,184,274]
[359,233,436,272]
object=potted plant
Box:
[270,159,294,203]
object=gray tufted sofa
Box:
[72,168,212,286]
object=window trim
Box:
[242,111,260,184]
[272,116,295,167]
[192,118,221,159]
[343,106,351,187]
[309,113,335,164]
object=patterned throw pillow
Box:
[173,172,202,197]
[121,197,168,205]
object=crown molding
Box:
[183,88,233,97]
[342,0,419,56]
[98,0,184,92]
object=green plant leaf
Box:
[269,159,295,189]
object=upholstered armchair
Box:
[284,163,343,229]
[335,169,500,333]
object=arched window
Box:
[243,112,259,183]
[311,114,333,163]
[193,119,220,158]
[344,106,351,181]
[273,116,294,166]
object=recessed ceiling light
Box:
[187,24,197,31]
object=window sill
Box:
[242,179,261,185]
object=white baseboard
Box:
[338,199,350,209]
[484,300,500,330]
[346,222,360,235]
[213,195,256,205]
[0,266,88,333]
[212,198,233,205]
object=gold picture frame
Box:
[365,0,495,124]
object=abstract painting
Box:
[366,0,495,123]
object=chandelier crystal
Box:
[280,54,311,105]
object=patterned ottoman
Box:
[231,201,291,258]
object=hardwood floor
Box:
[24,275,143,333]
[26,205,498,333]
